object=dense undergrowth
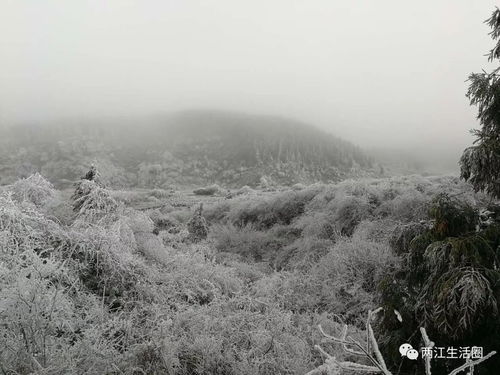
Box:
[0,173,495,374]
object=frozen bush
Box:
[211,224,279,261]
[187,204,209,242]
[64,223,147,305]
[135,231,170,263]
[11,173,57,208]
[294,212,338,240]
[352,219,398,243]
[0,229,114,374]
[252,271,324,314]
[389,222,428,254]
[149,188,170,199]
[228,188,320,229]
[149,209,177,234]
[273,237,332,271]
[126,209,155,233]
[330,195,374,236]
[0,193,61,259]
[203,200,232,223]
[254,238,398,324]
[163,300,316,375]
[193,184,222,196]
[0,250,78,372]
[72,179,119,223]
[375,190,429,220]
[229,261,268,285]
[153,246,243,305]
[168,209,192,224]
[315,238,397,295]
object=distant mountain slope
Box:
[0,110,374,187]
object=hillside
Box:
[0,110,374,188]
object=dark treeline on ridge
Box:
[0,110,373,188]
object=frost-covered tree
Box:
[187,203,209,242]
[380,193,500,375]
[460,8,500,198]
[71,165,118,223]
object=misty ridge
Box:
[0,109,461,190]
[1,2,500,375]
[0,110,375,188]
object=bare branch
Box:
[420,327,435,375]
[448,351,497,375]
[336,361,381,372]
[318,324,365,356]
[367,308,388,372]
[311,309,393,375]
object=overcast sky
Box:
[0,0,497,153]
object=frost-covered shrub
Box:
[45,197,74,225]
[211,224,280,261]
[255,238,397,324]
[0,193,60,259]
[72,180,120,223]
[149,209,178,234]
[149,188,170,199]
[187,205,209,242]
[428,192,479,238]
[352,219,398,243]
[320,239,396,320]
[126,209,155,233]
[294,212,338,240]
[193,184,223,196]
[135,231,169,263]
[64,223,147,305]
[227,188,320,229]
[160,227,191,248]
[151,246,243,306]
[0,250,81,372]
[253,270,327,315]
[11,173,57,208]
[162,300,317,375]
[203,200,232,224]
[0,202,113,374]
[374,190,429,221]
[389,222,428,254]
[272,237,331,271]
[168,209,192,224]
[229,260,268,285]
[315,238,396,294]
[329,195,374,236]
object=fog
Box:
[0,0,497,162]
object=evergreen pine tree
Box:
[460,8,500,198]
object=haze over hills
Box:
[368,145,463,176]
[0,110,375,188]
